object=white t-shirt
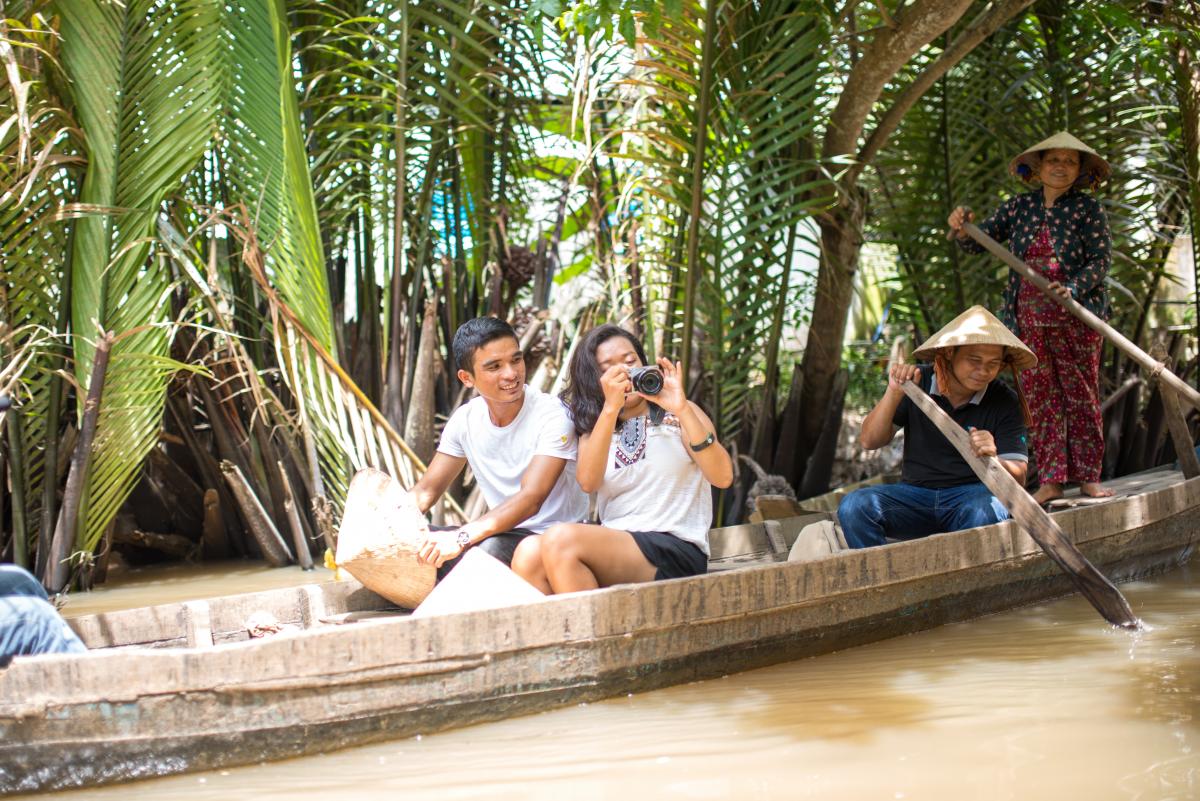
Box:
[437,386,588,533]
[596,412,711,555]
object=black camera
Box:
[628,366,663,395]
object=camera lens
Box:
[629,366,663,395]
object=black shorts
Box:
[432,526,535,581]
[629,531,708,580]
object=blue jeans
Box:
[837,482,1010,549]
[0,564,86,665]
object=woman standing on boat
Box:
[948,131,1114,505]
[510,325,733,594]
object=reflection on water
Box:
[24,560,1200,800]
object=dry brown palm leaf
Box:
[228,206,464,521]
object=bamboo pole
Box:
[220,460,293,567]
[900,380,1139,629]
[44,332,113,592]
[963,222,1200,411]
[1160,385,1200,479]
[278,460,314,570]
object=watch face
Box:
[457,530,470,547]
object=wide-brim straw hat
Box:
[336,467,436,608]
[912,305,1038,372]
[1008,131,1111,187]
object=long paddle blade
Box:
[900,380,1140,629]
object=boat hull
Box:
[2,471,1196,793]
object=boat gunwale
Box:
[2,470,1195,705]
[0,470,1196,794]
[61,467,1194,642]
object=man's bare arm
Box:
[968,426,1027,485]
[459,454,567,544]
[999,458,1027,485]
[862,364,920,450]
[416,454,569,568]
[409,451,467,514]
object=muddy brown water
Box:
[24,557,1200,799]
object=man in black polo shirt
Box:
[838,306,1036,549]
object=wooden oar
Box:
[899,380,1140,629]
[961,221,1200,412]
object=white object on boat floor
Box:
[411,548,546,618]
[787,519,848,562]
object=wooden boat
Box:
[1,467,1196,794]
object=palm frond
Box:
[0,21,75,565]
[58,0,224,549]
[217,0,334,349]
[233,210,464,519]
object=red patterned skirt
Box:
[1016,224,1104,485]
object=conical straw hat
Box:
[1008,131,1110,186]
[912,305,1038,372]
[336,467,435,608]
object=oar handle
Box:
[899,380,1139,629]
[962,222,1200,412]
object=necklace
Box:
[614,414,648,469]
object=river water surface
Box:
[27,557,1200,800]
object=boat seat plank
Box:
[184,601,214,649]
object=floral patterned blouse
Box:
[958,187,1112,332]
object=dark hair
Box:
[561,324,659,436]
[452,317,519,374]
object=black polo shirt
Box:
[892,366,1028,488]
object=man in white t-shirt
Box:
[410,317,588,577]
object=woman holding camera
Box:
[510,324,733,594]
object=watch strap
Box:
[689,432,715,452]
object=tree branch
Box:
[853,0,1037,179]
[823,0,974,160]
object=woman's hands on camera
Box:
[600,364,633,414]
[645,358,687,415]
[601,357,686,415]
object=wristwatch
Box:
[455,529,471,549]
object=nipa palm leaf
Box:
[57,0,224,553]
[232,211,464,520]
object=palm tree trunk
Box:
[6,412,28,569]
[796,191,865,478]
[404,300,440,464]
[1176,39,1200,364]
[384,1,409,430]
[679,0,719,381]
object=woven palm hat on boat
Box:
[912,305,1038,372]
[1009,131,1110,187]
[335,467,435,608]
